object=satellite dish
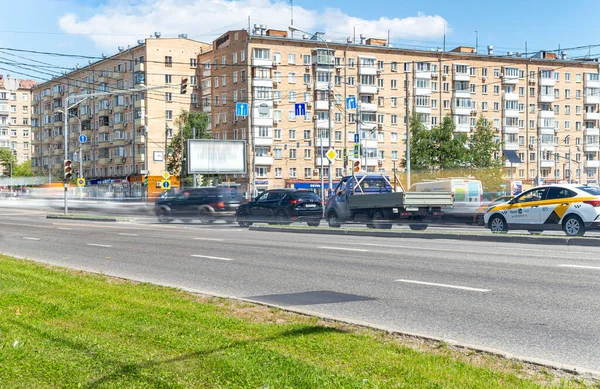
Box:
[3,76,19,91]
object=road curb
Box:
[248,226,600,246]
[46,214,121,222]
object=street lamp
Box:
[289,25,335,197]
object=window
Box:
[288,53,296,64]
[289,168,297,178]
[232,53,237,64]
[391,80,398,89]
[289,129,296,140]
[494,68,500,77]
[303,73,310,84]
[240,50,245,62]
[288,73,296,83]
[391,62,398,72]
[166,110,173,120]
[273,52,281,64]
[565,73,571,82]
[404,62,410,72]
[165,56,172,66]
[391,97,398,107]
[253,48,271,60]
[165,74,172,84]
[304,149,311,159]
[275,167,282,178]
[305,168,312,178]
[233,72,238,83]
[289,149,296,159]
[222,56,226,67]
[303,54,311,65]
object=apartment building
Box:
[31,34,210,190]
[199,27,600,196]
[0,77,36,168]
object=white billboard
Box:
[187,140,246,174]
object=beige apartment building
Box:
[0,77,36,169]
[199,27,600,196]
[31,34,210,192]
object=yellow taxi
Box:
[474,195,513,226]
[484,184,600,236]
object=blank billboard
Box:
[187,140,246,174]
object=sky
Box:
[1,0,599,82]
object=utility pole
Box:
[537,136,541,186]
[405,66,411,189]
[327,74,333,197]
[569,149,572,184]
[180,121,185,191]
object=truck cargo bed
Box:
[347,192,453,210]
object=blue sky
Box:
[2,0,599,82]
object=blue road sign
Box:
[235,102,249,117]
[79,134,87,143]
[346,97,357,110]
[354,133,360,143]
[294,103,306,116]
[353,144,360,158]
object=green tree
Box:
[405,111,434,169]
[12,160,35,177]
[166,110,210,181]
[468,116,502,169]
[0,149,17,176]
[429,116,469,169]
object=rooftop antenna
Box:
[443,22,446,52]
[290,0,294,38]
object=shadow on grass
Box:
[10,319,338,388]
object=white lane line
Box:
[193,237,225,241]
[191,254,234,261]
[395,279,491,293]
[57,227,73,231]
[22,237,40,241]
[87,243,113,248]
[558,264,600,270]
[317,246,369,252]
[118,233,139,237]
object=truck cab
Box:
[326,174,392,221]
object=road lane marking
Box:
[57,227,73,231]
[193,238,225,241]
[118,233,139,237]
[317,246,369,252]
[558,264,600,270]
[191,254,234,261]
[395,279,490,293]
[22,237,40,241]
[87,243,112,248]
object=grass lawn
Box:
[0,255,594,388]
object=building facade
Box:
[31,35,210,192]
[0,77,36,169]
[199,27,600,196]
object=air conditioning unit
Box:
[307,84,312,90]
[121,158,126,163]
[305,66,311,71]
[482,76,487,82]
[528,144,534,150]
[529,79,536,84]
[193,103,199,108]
[577,146,581,151]
[377,123,383,129]
[471,110,478,115]
[306,101,312,107]
[431,73,438,78]
[499,73,504,77]
[442,75,447,80]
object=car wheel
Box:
[328,211,341,228]
[198,208,215,224]
[563,215,585,236]
[276,210,291,225]
[489,215,508,233]
[475,214,485,226]
[307,220,321,227]
[372,211,392,229]
[237,210,252,228]
[408,223,428,231]
[157,209,172,223]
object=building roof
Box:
[0,77,38,90]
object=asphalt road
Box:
[1,206,599,373]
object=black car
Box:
[235,189,322,227]
[155,186,245,223]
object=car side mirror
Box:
[508,198,516,205]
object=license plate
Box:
[305,204,317,208]
[406,207,419,212]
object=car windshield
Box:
[577,186,600,196]
[293,191,320,201]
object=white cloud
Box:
[58,0,449,50]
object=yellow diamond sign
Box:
[326,148,336,163]
[162,172,171,180]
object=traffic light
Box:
[353,160,360,173]
[64,160,73,181]
[180,77,188,94]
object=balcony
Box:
[113,138,127,147]
[365,157,379,167]
[254,156,274,165]
[585,160,600,168]
[584,143,600,152]
[504,109,520,118]
[358,65,377,76]
[135,153,145,163]
[414,87,431,96]
[358,84,378,95]
[415,70,432,79]
[415,106,431,114]
[112,72,124,81]
[134,99,146,109]
[253,78,272,88]
[585,79,600,89]
[254,137,273,146]
[584,95,600,105]
[503,125,519,134]
[203,105,211,113]
[254,117,273,127]
[361,139,378,149]
[203,68,211,77]
[98,158,110,165]
[453,106,472,116]
[315,100,329,111]
[584,127,600,136]
[135,117,144,127]
[585,112,600,121]
[114,105,124,114]
[53,90,63,99]
[202,88,211,96]
[316,81,330,91]
[314,138,333,148]
[454,89,470,99]
[502,74,519,85]
[453,72,470,82]
[504,159,520,167]
[539,94,554,103]
[503,142,519,151]
[252,58,273,68]
[360,102,377,112]
[454,123,470,133]
[540,78,555,86]
[540,160,554,168]
[315,157,331,166]
[98,108,110,117]
[538,110,555,119]
[359,121,378,131]
[503,92,519,101]
[80,113,91,121]
[540,143,555,151]
[135,135,145,144]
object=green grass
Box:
[0,255,594,389]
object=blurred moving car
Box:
[155,187,244,223]
[236,189,322,227]
[484,184,600,236]
[473,195,514,226]
[409,179,483,223]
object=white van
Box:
[409,179,483,221]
